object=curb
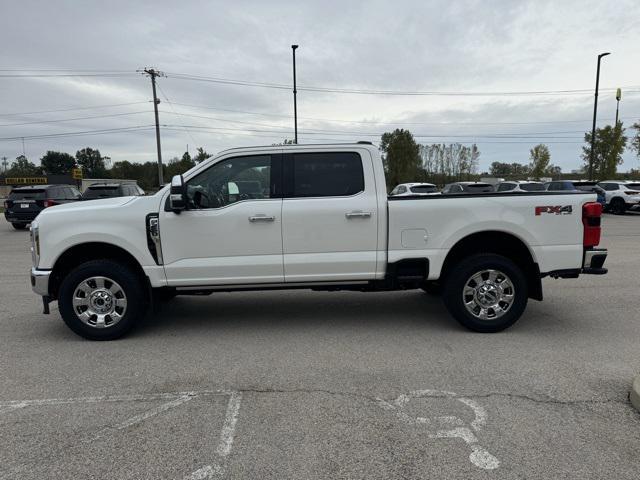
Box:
[631,375,640,412]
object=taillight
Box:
[43,200,57,208]
[582,201,602,248]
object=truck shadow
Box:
[134,290,461,337]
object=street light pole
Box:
[615,87,622,125]
[588,52,610,180]
[291,45,299,144]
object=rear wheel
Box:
[442,254,528,333]
[611,197,626,215]
[11,223,27,230]
[58,260,148,340]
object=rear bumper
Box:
[31,268,51,296]
[582,248,608,274]
[543,248,608,278]
[5,211,39,223]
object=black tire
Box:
[58,260,148,340]
[11,223,28,230]
[442,253,528,333]
[611,197,626,215]
[421,282,442,296]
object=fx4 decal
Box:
[535,205,573,216]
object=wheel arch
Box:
[49,242,149,300]
[440,230,542,300]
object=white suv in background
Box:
[390,182,439,196]
[597,180,640,214]
[496,181,546,193]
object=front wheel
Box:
[442,254,528,333]
[58,260,148,340]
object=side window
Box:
[186,155,273,209]
[289,152,364,197]
[605,183,618,191]
[450,185,462,193]
[497,183,512,192]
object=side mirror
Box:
[169,175,186,212]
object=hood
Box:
[48,195,136,212]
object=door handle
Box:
[249,215,276,222]
[345,211,372,219]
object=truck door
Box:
[160,153,284,286]
[281,149,379,282]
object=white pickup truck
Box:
[29,143,608,340]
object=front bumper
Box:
[31,268,51,296]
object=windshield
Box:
[410,185,437,194]
[9,189,46,200]
[83,186,119,199]
[520,183,545,191]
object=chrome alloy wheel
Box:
[462,269,514,320]
[72,276,127,328]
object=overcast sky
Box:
[1,0,639,172]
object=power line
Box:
[0,125,155,141]
[168,101,638,127]
[0,110,150,127]
[166,71,640,97]
[0,73,137,78]
[156,83,199,148]
[0,101,149,117]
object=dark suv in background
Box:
[82,182,145,200]
[4,184,82,230]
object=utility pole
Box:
[291,45,299,144]
[588,52,610,181]
[1,156,8,173]
[615,88,622,125]
[139,67,165,186]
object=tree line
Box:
[2,147,212,191]
[381,120,640,190]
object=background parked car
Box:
[597,180,640,214]
[389,182,439,196]
[82,182,145,200]
[441,182,494,194]
[496,181,546,192]
[3,184,82,230]
[545,180,606,206]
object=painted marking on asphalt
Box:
[186,391,243,479]
[377,389,500,470]
[0,390,242,479]
[0,390,230,408]
[90,394,194,441]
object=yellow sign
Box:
[72,168,83,180]
[4,177,47,185]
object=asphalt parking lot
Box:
[1,214,640,479]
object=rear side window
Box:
[410,185,437,194]
[626,183,640,190]
[9,189,46,200]
[465,184,493,192]
[520,183,545,191]
[289,152,364,197]
[83,186,119,199]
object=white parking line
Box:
[186,391,243,480]
[90,394,194,441]
[378,389,500,470]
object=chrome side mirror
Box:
[169,175,186,212]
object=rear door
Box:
[281,149,379,282]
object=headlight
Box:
[30,223,40,267]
